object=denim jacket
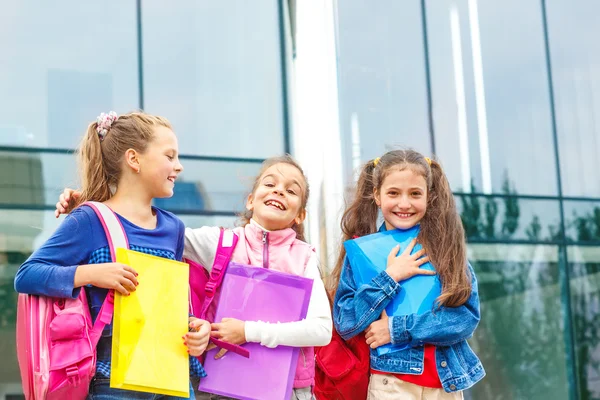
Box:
[333,255,485,393]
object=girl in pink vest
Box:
[184,155,332,399]
[55,155,332,399]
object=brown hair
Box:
[239,154,310,242]
[326,149,471,308]
[74,111,172,207]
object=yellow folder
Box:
[110,248,190,397]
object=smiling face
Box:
[246,162,307,231]
[374,168,428,231]
[137,126,183,198]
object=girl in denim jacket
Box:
[329,149,485,399]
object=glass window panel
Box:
[427,0,557,195]
[334,0,431,178]
[142,0,285,158]
[0,151,77,207]
[154,159,262,213]
[568,245,600,398]
[547,0,600,197]
[0,1,139,149]
[0,210,62,393]
[0,151,261,214]
[456,195,562,242]
[0,256,23,387]
[466,244,569,399]
[564,201,600,244]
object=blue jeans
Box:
[87,378,194,400]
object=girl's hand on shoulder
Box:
[365,311,391,349]
[74,263,139,295]
[385,239,435,282]
[185,318,211,357]
[54,188,81,218]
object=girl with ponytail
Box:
[16,111,209,399]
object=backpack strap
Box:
[85,201,129,261]
[83,201,130,346]
[197,228,249,358]
[199,228,238,319]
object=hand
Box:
[74,263,138,295]
[209,318,246,359]
[54,188,81,218]
[185,318,211,357]
[365,311,391,349]
[385,239,435,282]
[205,342,228,360]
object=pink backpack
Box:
[16,202,127,400]
[185,228,248,357]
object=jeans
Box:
[87,377,194,400]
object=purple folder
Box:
[198,262,313,400]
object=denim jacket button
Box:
[440,361,448,368]
[382,378,389,385]
[450,384,457,391]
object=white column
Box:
[293,0,343,271]
[351,112,362,181]
[450,5,472,193]
[468,0,492,194]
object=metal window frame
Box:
[419,1,581,397]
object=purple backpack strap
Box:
[199,228,238,319]
[83,201,129,347]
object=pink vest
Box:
[231,222,316,389]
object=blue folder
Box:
[343,225,441,355]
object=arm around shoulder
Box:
[183,225,221,271]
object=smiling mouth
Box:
[167,176,176,183]
[394,212,414,218]
[265,200,286,210]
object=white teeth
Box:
[266,200,284,210]
[396,213,412,218]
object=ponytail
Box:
[73,111,172,208]
[75,122,113,207]
[293,220,307,242]
[420,159,471,307]
[326,159,380,304]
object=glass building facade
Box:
[1,1,599,399]
[333,1,600,399]
[0,1,291,398]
